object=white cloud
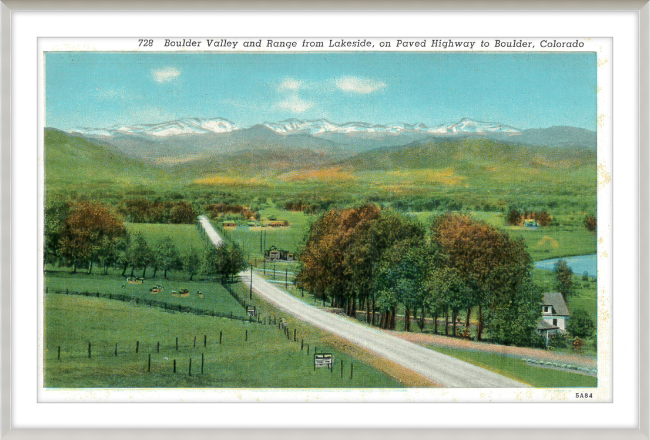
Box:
[335,76,386,94]
[278,77,304,92]
[152,67,181,83]
[276,95,314,113]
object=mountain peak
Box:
[65,116,526,139]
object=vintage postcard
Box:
[38,37,612,402]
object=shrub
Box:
[567,309,595,338]
[549,332,572,349]
[584,215,597,232]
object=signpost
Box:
[314,352,334,370]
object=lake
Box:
[534,254,597,278]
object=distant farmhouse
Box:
[537,292,571,345]
[264,245,295,262]
[523,219,539,229]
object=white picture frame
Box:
[1,1,647,438]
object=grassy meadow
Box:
[45,294,403,388]
[45,271,247,318]
[125,223,209,254]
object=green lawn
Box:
[507,226,597,262]
[45,294,404,388]
[45,271,247,318]
[125,223,209,254]
[431,346,597,388]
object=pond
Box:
[534,254,597,278]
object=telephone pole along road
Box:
[198,215,528,388]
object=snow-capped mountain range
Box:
[68,117,521,139]
[59,117,594,161]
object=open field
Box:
[125,223,209,254]
[430,346,597,388]
[45,294,403,388]
[45,271,247,318]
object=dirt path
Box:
[387,331,597,369]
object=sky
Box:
[45,51,597,131]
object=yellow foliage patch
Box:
[193,175,262,186]
[537,236,560,248]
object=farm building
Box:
[264,245,295,261]
[222,221,237,228]
[524,219,539,229]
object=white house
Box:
[537,292,571,345]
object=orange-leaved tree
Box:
[430,213,532,340]
[58,200,126,273]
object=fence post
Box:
[136,341,139,354]
[157,342,160,353]
[189,358,192,377]
[307,344,309,355]
[46,287,48,294]
[194,336,196,348]
[115,343,118,356]
[341,360,343,378]
[245,330,248,342]
[173,359,176,373]
[201,353,204,375]
[176,337,179,351]
[301,340,303,351]
[58,346,60,360]
[88,342,91,359]
[204,335,207,348]
[148,354,151,372]
[294,329,296,342]
[219,331,222,344]
[350,363,354,380]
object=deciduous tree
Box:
[554,259,574,300]
[430,213,532,341]
[58,201,126,273]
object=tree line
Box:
[296,205,544,347]
[45,200,247,282]
[117,198,197,224]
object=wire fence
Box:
[46,287,263,325]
